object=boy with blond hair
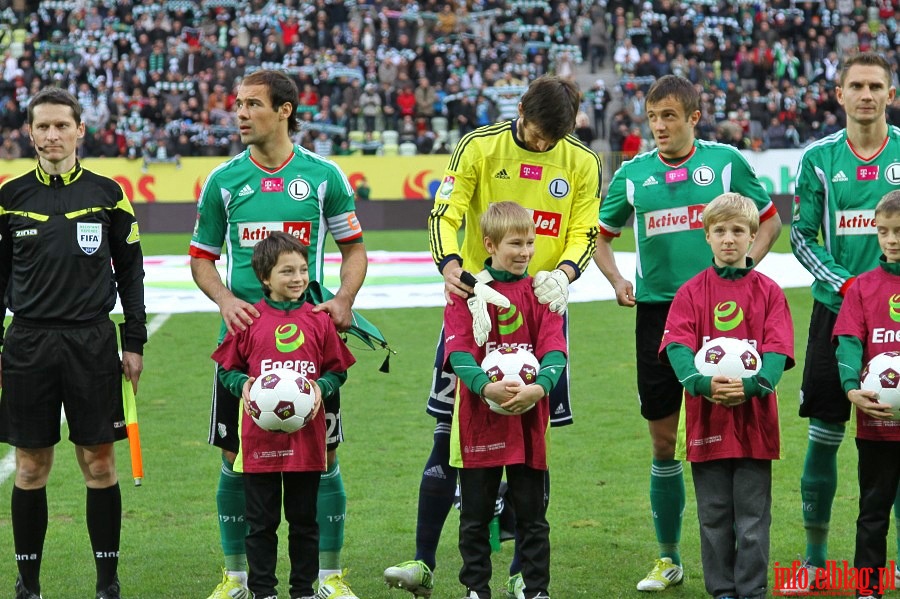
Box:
[660,193,794,599]
[444,202,568,599]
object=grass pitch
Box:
[0,229,869,598]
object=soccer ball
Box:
[480,346,541,415]
[248,368,316,433]
[860,351,900,419]
[694,336,762,379]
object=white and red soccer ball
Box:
[480,346,540,415]
[861,351,900,419]
[694,336,762,379]
[248,368,316,433]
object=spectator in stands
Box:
[614,37,640,75]
[414,78,436,120]
[764,116,788,150]
[589,12,608,73]
[591,79,608,139]
[621,126,642,159]
[313,131,334,157]
[398,114,417,145]
[0,130,22,160]
[359,83,381,133]
[575,111,594,147]
[396,84,416,121]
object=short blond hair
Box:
[876,190,900,219]
[702,193,759,234]
[480,202,535,245]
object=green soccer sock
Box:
[800,418,845,568]
[649,458,684,566]
[317,458,346,570]
[217,455,247,573]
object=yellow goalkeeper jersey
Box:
[429,120,601,277]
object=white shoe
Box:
[636,557,683,591]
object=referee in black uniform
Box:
[0,88,146,599]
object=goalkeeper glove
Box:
[533,268,569,314]
[460,270,510,346]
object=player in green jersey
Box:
[189,69,367,599]
[593,75,782,592]
[784,52,900,595]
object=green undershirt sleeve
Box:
[665,343,713,398]
[836,335,865,395]
[218,364,250,399]
[741,352,787,398]
[535,350,567,395]
[317,370,348,399]
[449,351,491,395]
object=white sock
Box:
[318,569,341,583]
[226,570,248,585]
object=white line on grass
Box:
[0,313,171,486]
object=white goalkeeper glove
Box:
[460,270,510,346]
[533,268,569,315]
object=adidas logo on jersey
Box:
[554,403,566,415]
[643,176,659,187]
[238,184,254,197]
[495,169,510,179]
[831,171,848,182]
[424,465,447,479]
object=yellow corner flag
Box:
[122,375,143,486]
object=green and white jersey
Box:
[190,146,361,307]
[599,140,776,303]
[790,127,900,314]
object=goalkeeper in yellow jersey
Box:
[384,74,601,599]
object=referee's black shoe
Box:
[95,577,120,599]
[14,576,41,599]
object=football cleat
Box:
[384,560,434,597]
[95,576,121,599]
[636,557,684,591]
[207,568,251,599]
[506,572,525,599]
[15,576,41,599]
[316,569,359,599]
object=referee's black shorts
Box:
[798,300,849,423]
[0,318,126,448]
[208,366,343,454]
[636,302,684,421]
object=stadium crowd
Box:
[1,0,900,161]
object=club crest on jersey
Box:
[288,178,311,201]
[77,222,102,255]
[548,178,570,199]
[886,163,900,185]
[692,166,715,186]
